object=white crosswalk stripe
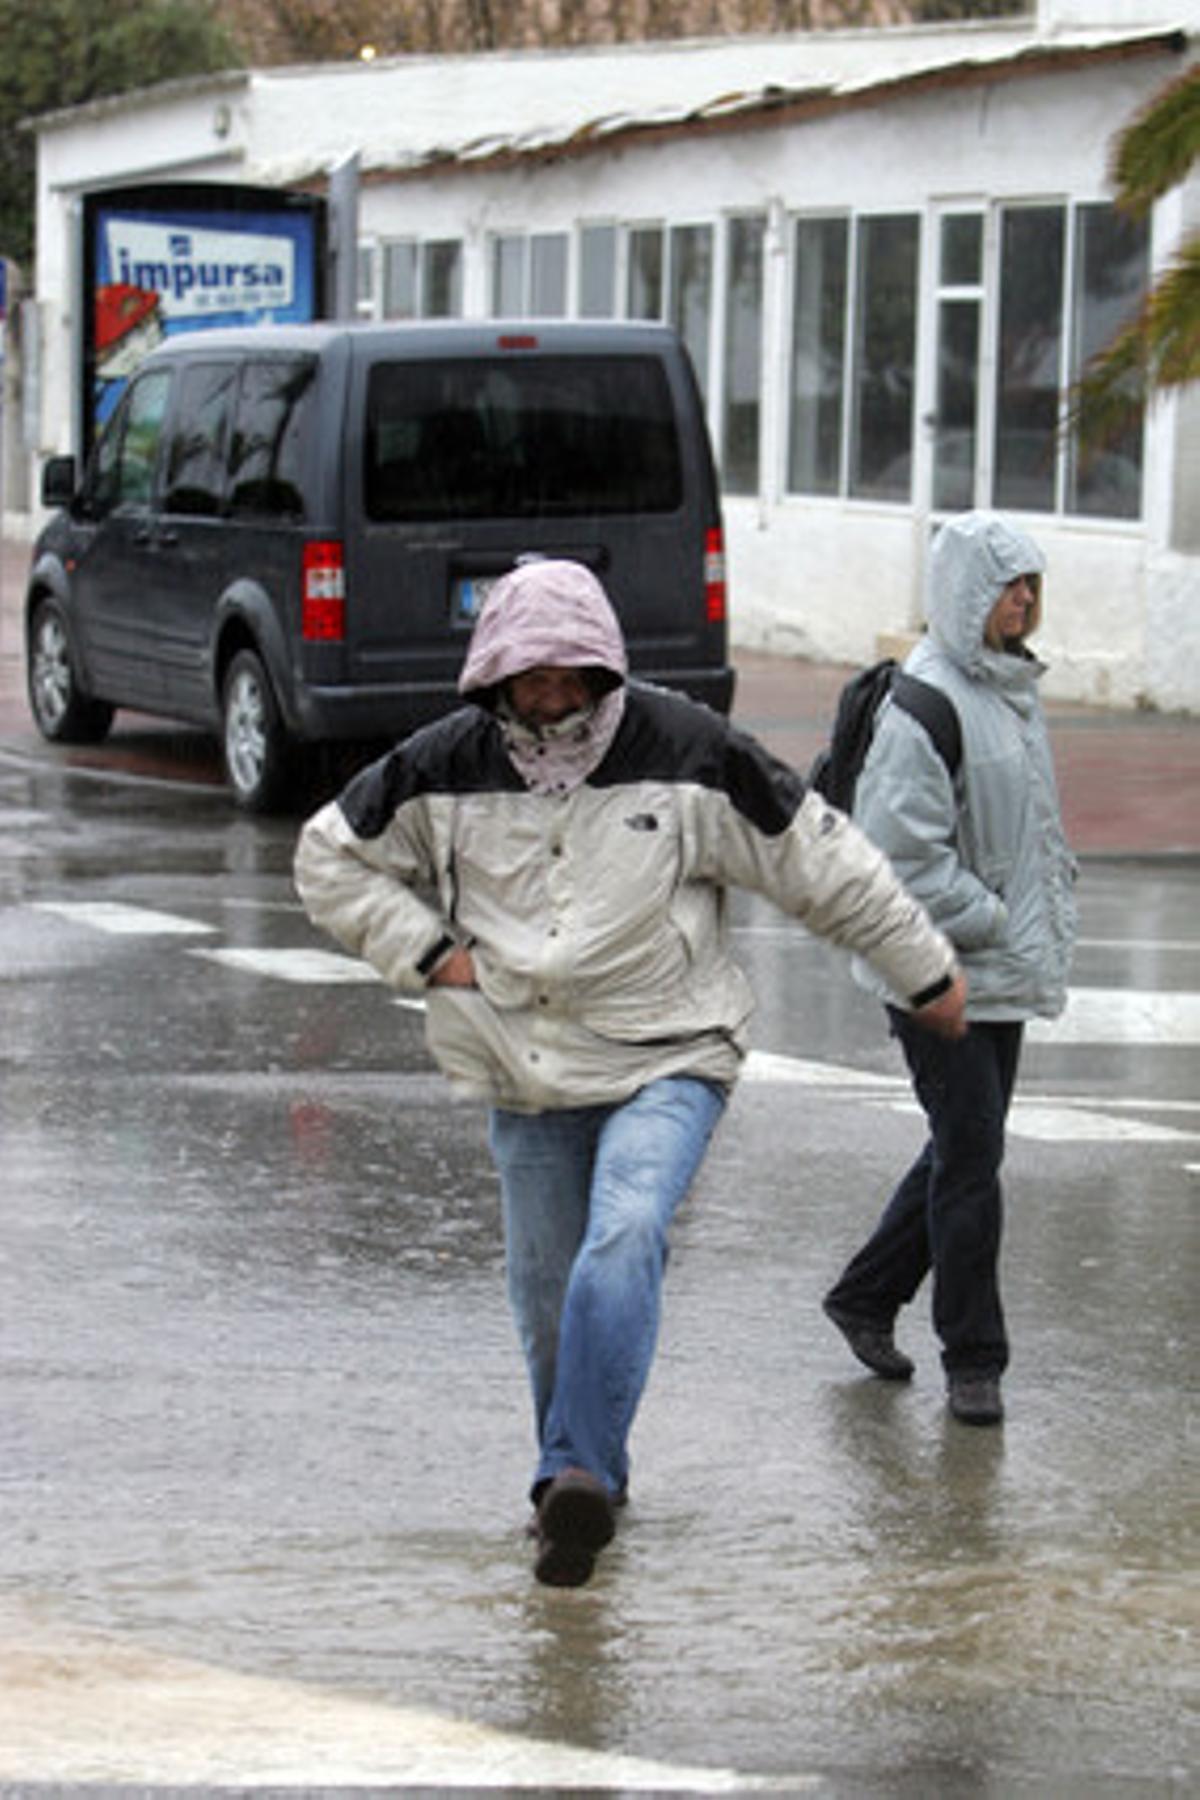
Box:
[1029,987,1200,1046]
[884,1097,1200,1144]
[0,1607,803,1790]
[34,899,215,936]
[739,1055,1200,1146]
[194,946,381,983]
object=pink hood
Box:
[458,560,628,701]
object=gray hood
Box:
[926,512,1046,678]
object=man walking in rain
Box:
[824,512,1077,1427]
[296,558,965,1586]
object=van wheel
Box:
[27,599,115,743]
[221,649,292,812]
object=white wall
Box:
[1039,0,1190,27]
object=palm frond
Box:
[1069,236,1200,454]
[1111,62,1200,216]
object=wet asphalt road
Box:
[0,739,1197,1791]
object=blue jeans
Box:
[488,1076,726,1501]
[826,1012,1023,1377]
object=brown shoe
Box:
[533,1467,616,1588]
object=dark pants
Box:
[826,1011,1023,1377]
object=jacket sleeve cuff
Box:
[416,932,456,981]
[908,969,957,1009]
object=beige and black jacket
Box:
[295,679,957,1112]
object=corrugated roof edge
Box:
[328,24,1191,190]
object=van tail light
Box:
[302,540,346,641]
[704,527,727,624]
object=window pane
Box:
[940,214,982,286]
[530,233,568,318]
[722,214,765,495]
[492,235,525,315]
[228,356,315,519]
[423,240,462,318]
[364,355,682,521]
[1068,202,1148,519]
[88,398,125,511]
[788,216,847,495]
[627,227,664,320]
[356,245,375,310]
[995,206,1063,512]
[849,214,919,501]
[579,225,616,319]
[164,362,236,515]
[117,370,171,505]
[668,224,713,403]
[934,299,980,512]
[382,241,418,318]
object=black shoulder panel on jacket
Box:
[337,707,522,840]
[597,683,805,837]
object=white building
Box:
[14,0,1200,711]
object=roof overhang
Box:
[338,25,1190,189]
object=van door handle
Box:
[155,526,179,547]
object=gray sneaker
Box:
[823,1298,914,1381]
[947,1373,1004,1426]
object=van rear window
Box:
[364,355,682,522]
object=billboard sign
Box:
[81,181,326,455]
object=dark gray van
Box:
[26,320,733,809]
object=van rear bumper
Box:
[291,665,737,743]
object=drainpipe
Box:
[328,153,361,322]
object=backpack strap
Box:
[890,671,962,781]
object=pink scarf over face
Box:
[497,685,626,795]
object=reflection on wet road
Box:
[0,755,1196,1790]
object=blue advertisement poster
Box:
[82,183,325,453]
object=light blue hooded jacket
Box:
[853,512,1077,1022]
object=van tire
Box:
[26,598,115,744]
[221,648,293,812]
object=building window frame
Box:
[378,236,464,319]
[489,230,569,318]
[989,196,1148,521]
[785,208,921,505]
[784,195,1148,521]
[720,211,767,497]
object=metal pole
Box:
[328,155,361,322]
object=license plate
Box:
[452,575,497,627]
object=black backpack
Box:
[807,658,961,813]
